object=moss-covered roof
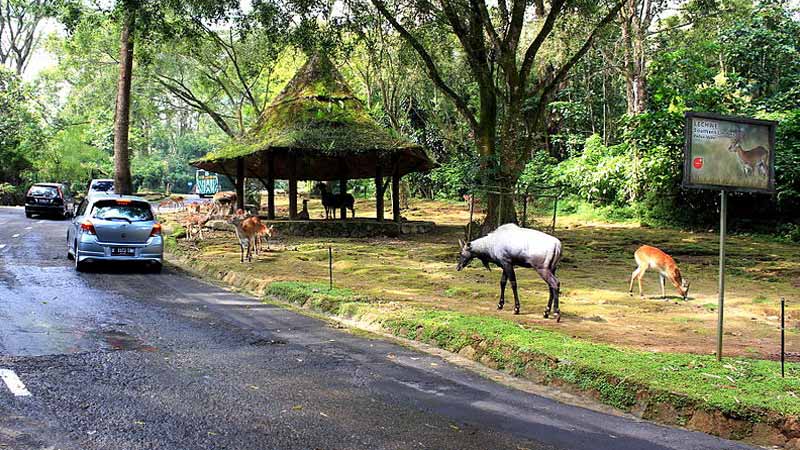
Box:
[192,54,432,181]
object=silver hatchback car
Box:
[67,194,163,272]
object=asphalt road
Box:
[0,207,756,450]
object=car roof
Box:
[90,179,114,183]
[32,182,63,187]
[87,193,151,204]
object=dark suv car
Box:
[25,183,75,219]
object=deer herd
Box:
[166,191,273,264]
[163,188,695,322]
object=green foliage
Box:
[0,68,45,203]
[721,1,800,110]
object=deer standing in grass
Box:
[227,210,271,262]
[183,212,212,241]
[212,191,237,216]
[728,129,769,177]
[629,245,690,300]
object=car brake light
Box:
[116,199,131,205]
[80,220,96,235]
[150,223,162,236]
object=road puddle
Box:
[97,330,157,352]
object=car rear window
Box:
[91,200,153,222]
[91,181,114,192]
[28,185,59,197]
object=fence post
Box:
[781,297,785,378]
[467,192,475,240]
[522,192,528,228]
[552,193,558,232]
[328,246,333,290]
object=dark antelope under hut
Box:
[191,53,433,226]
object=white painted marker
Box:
[0,244,6,250]
[12,234,20,238]
[0,369,31,397]
[37,220,45,224]
[25,226,32,230]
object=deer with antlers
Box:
[727,129,770,177]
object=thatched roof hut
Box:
[191,53,433,220]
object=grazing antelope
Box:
[457,224,563,320]
[629,245,690,300]
[727,129,769,177]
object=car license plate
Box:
[111,247,135,256]
[37,198,49,204]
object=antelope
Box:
[727,129,769,177]
[629,245,690,300]
[457,223,563,320]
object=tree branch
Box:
[519,0,566,87]
[370,0,478,131]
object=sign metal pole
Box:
[716,190,727,361]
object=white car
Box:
[88,179,114,196]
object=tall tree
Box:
[0,0,52,75]
[367,0,624,230]
[619,0,665,115]
[105,0,238,194]
[113,1,135,194]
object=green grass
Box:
[265,281,800,421]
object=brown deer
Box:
[227,210,266,262]
[183,212,212,241]
[629,245,690,300]
[727,129,769,177]
[212,191,237,216]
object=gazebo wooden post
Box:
[267,153,275,219]
[375,162,384,221]
[339,178,348,220]
[392,160,401,222]
[288,155,298,219]
[236,157,245,212]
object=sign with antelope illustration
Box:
[683,112,777,193]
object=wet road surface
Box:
[0,207,756,449]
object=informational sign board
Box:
[683,112,777,193]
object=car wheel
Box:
[25,210,32,218]
[74,244,86,272]
[150,262,163,274]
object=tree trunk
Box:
[113,4,135,195]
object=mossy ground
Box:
[164,196,800,360]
